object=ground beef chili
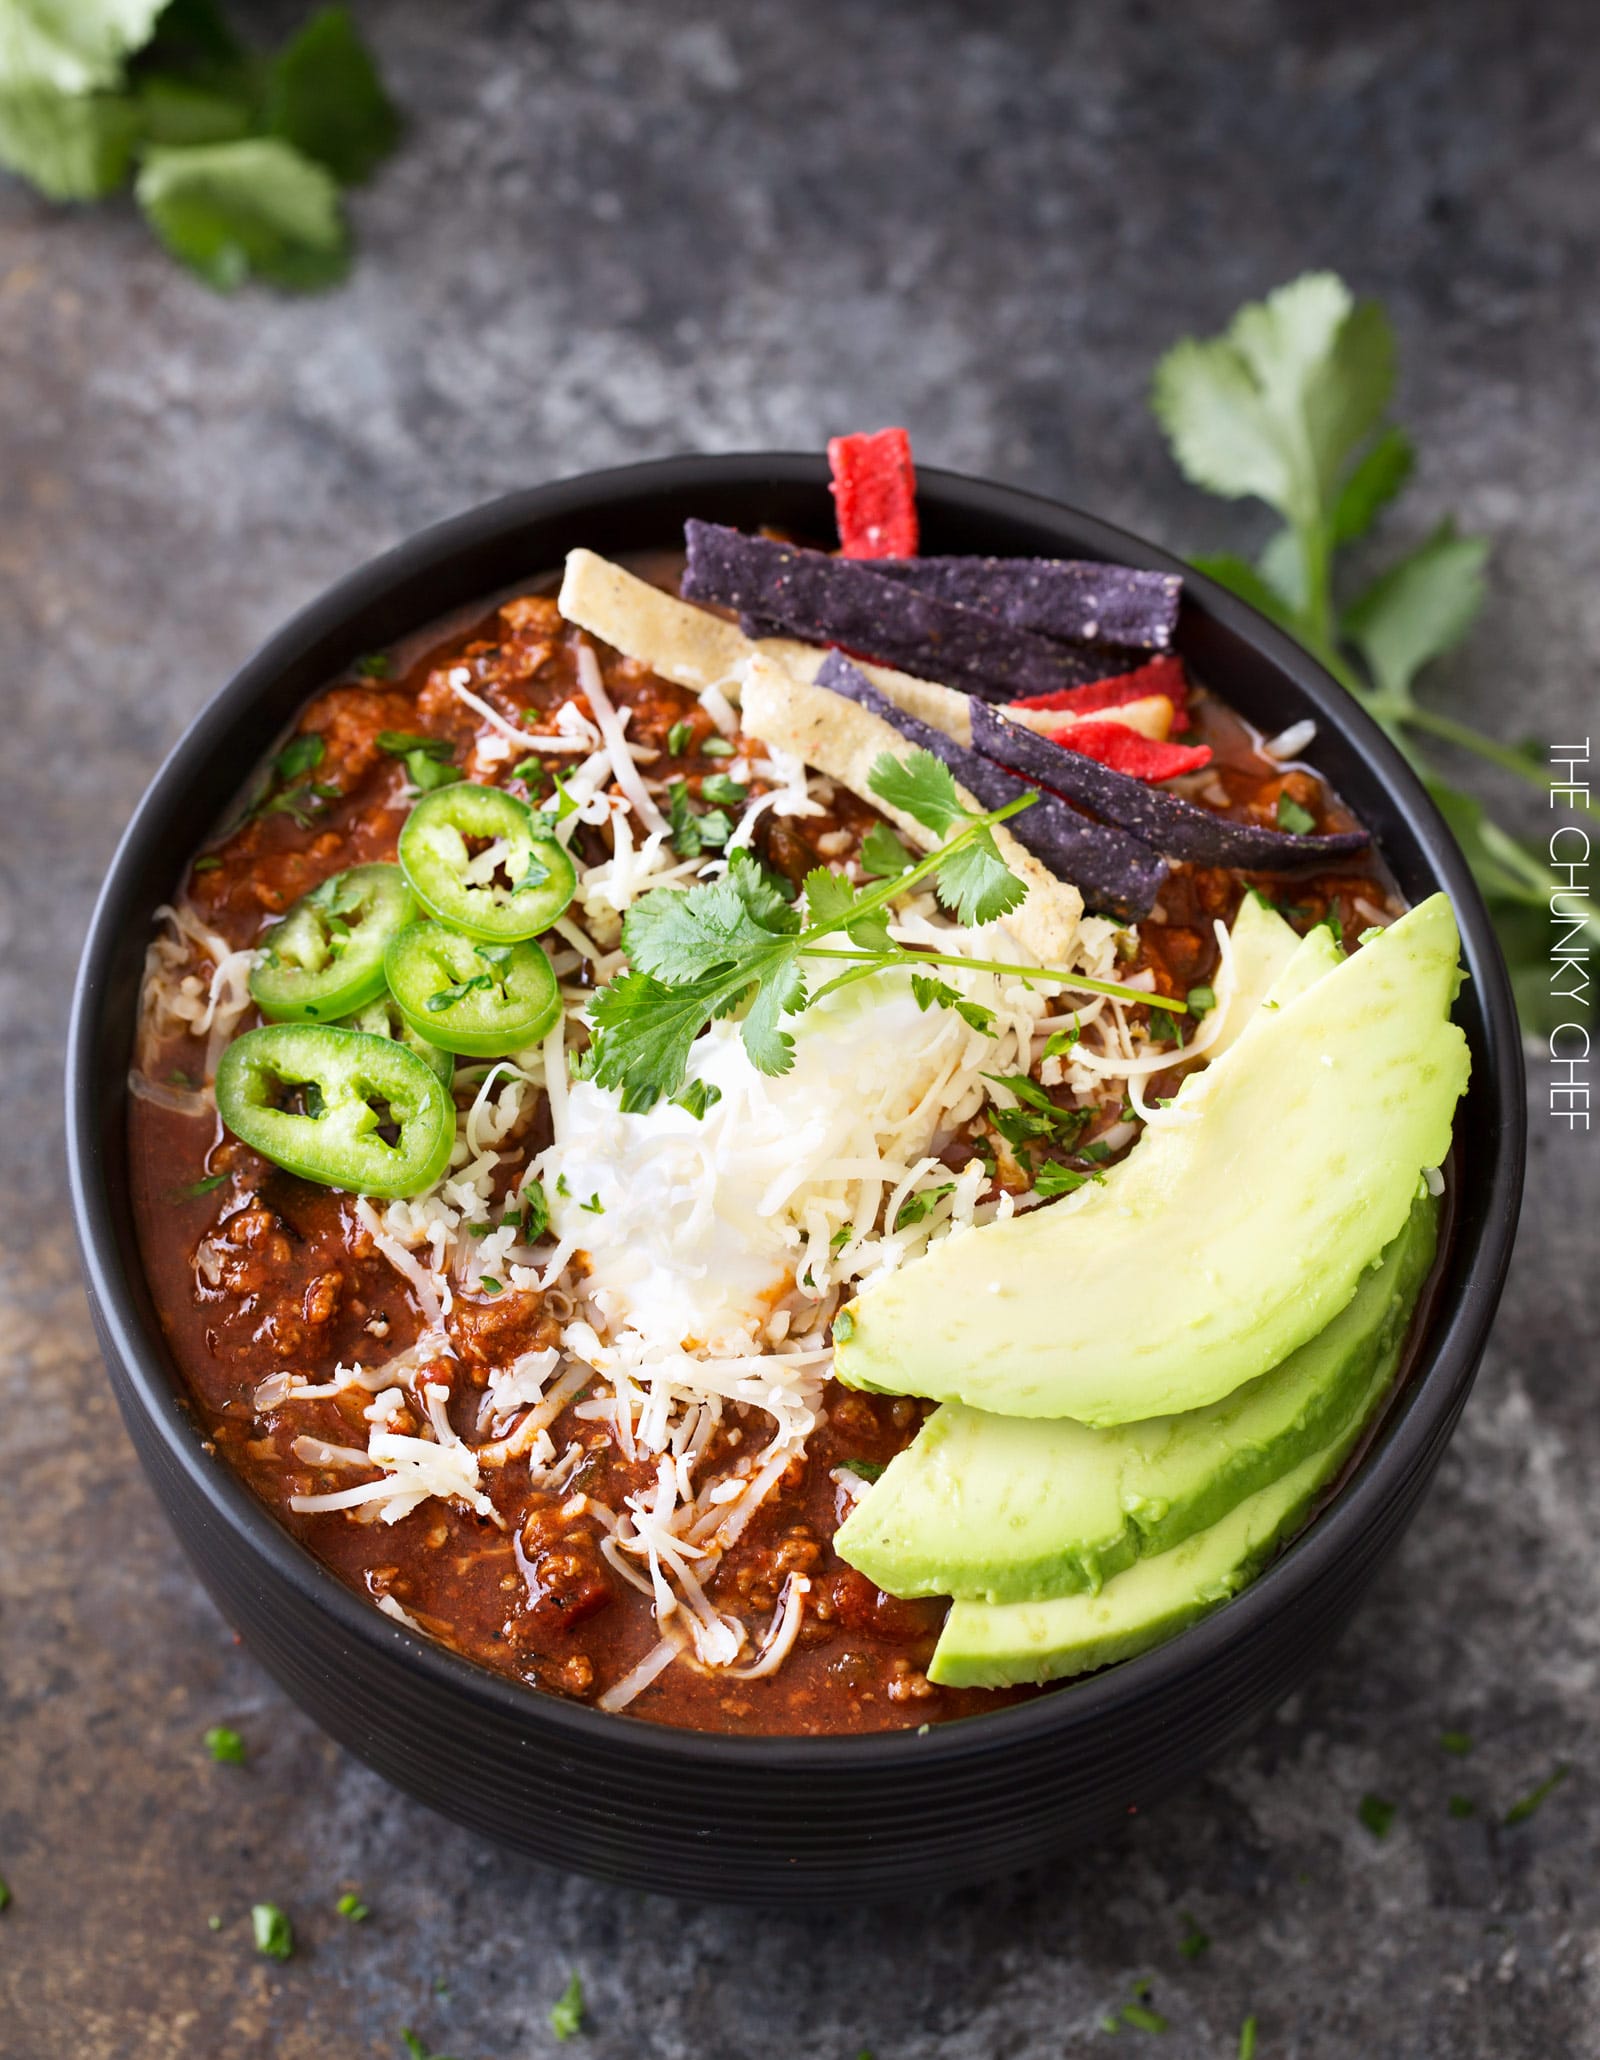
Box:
[128,566,1403,1735]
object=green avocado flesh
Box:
[834,892,1468,1426]
[926,1247,1424,1691]
[837,1193,1437,1605]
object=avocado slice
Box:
[1203,891,1301,1058]
[926,1266,1419,1690]
[837,1192,1437,1604]
[834,893,1468,1425]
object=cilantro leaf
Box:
[261,6,400,186]
[1190,552,1300,633]
[0,83,138,199]
[933,832,1027,927]
[860,821,914,878]
[910,971,996,1036]
[1331,423,1414,544]
[1343,521,1488,707]
[1035,1160,1092,1197]
[672,1079,722,1120]
[625,851,800,985]
[665,719,693,757]
[803,867,858,931]
[0,0,168,97]
[203,1723,247,1762]
[1154,273,1393,530]
[700,771,748,806]
[893,1182,955,1231]
[738,952,808,1076]
[867,749,965,836]
[251,1901,293,1960]
[1275,793,1316,836]
[136,137,348,291]
[549,1970,585,2042]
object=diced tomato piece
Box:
[828,427,919,559]
[1012,653,1189,725]
[1046,719,1212,782]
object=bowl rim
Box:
[67,450,1527,1771]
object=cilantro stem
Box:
[799,946,1187,1016]
[1400,704,1600,822]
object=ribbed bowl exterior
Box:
[68,458,1525,1904]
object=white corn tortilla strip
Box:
[739,652,1082,965]
[558,548,974,741]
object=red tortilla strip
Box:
[1012,654,1191,725]
[1041,720,1212,782]
[828,428,919,559]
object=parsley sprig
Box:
[586,749,1184,1108]
[1152,273,1597,1036]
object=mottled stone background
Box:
[1,3,1595,2055]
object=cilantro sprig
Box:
[0,4,399,292]
[586,750,1185,1108]
[1152,273,1597,1036]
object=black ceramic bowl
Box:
[67,456,1525,1904]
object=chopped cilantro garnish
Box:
[894,1183,955,1232]
[1185,984,1217,1016]
[1357,1793,1396,1838]
[1179,1912,1210,1961]
[549,1969,585,2041]
[376,731,449,760]
[859,821,914,878]
[1503,1764,1569,1826]
[1448,1794,1475,1820]
[1043,1021,1081,1058]
[665,719,694,757]
[666,778,733,856]
[1275,793,1317,836]
[426,972,494,1012]
[701,736,734,757]
[521,1180,550,1242]
[579,1192,604,1215]
[555,1173,570,1198]
[1439,1728,1474,1757]
[355,653,392,678]
[1120,2001,1168,2033]
[276,733,326,784]
[842,1459,885,1481]
[175,1172,227,1201]
[1238,2017,1258,2060]
[477,1276,503,1295]
[192,855,222,873]
[251,1902,294,1960]
[203,1724,247,1764]
[1035,1161,1093,1198]
[829,1227,853,1251]
[336,1891,369,1920]
[672,1080,723,1120]
[910,971,996,1036]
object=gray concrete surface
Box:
[2,4,1596,2054]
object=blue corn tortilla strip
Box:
[967,699,1371,869]
[868,555,1181,651]
[682,521,1133,696]
[815,651,1168,921]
